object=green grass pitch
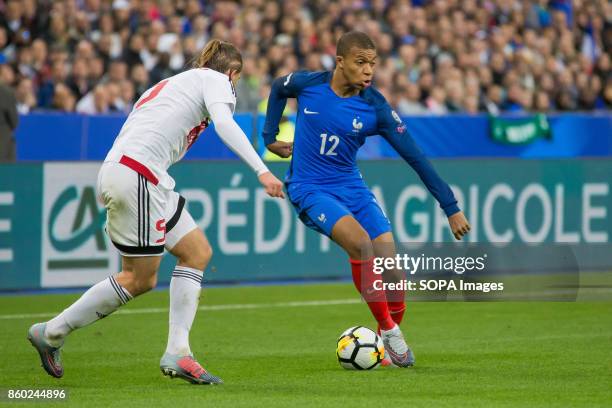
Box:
[0,282,611,407]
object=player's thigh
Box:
[97,162,165,257]
[330,215,374,260]
[372,232,396,257]
[119,254,162,289]
[289,187,351,238]
[164,192,211,269]
[351,190,392,241]
[290,187,373,259]
[121,254,162,275]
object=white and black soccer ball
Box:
[336,326,385,370]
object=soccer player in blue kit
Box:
[263,31,471,367]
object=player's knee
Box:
[146,273,158,291]
[345,234,373,260]
[136,274,157,295]
[179,244,212,271]
[201,243,213,264]
[125,273,157,296]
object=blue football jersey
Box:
[291,77,378,184]
[262,71,460,217]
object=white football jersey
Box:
[105,68,236,190]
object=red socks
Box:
[389,301,406,325]
[350,258,395,331]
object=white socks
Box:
[43,266,202,357]
[165,266,204,356]
[45,276,133,346]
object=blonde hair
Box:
[193,39,243,73]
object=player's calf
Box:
[115,270,157,296]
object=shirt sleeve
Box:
[262,71,330,146]
[372,93,460,217]
[208,102,269,176]
[202,70,236,113]
[261,73,298,146]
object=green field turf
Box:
[0,283,611,407]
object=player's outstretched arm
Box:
[262,71,331,157]
[386,126,471,239]
[372,97,470,239]
[262,74,295,149]
[208,103,284,198]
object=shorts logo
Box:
[318,213,327,223]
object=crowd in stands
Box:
[0,0,610,116]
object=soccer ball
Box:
[336,326,385,370]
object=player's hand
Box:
[258,171,285,199]
[266,141,293,158]
[448,211,471,240]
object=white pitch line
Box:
[0,298,361,320]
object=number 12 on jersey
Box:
[320,133,339,156]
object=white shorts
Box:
[97,159,197,257]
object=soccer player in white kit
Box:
[28,40,285,385]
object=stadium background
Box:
[0,2,610,407]
[0,0,610,291]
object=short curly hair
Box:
[336,31,376,57]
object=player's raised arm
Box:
[262,74,297,157]
[371,92,470,239]
[208,102,284,198]
[263,71,331,157]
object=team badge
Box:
[352,117,363,133]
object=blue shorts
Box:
[286,182,391,239]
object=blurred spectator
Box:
[15,77,36,114]
[76,84,110,114]
[426,86,448,115]
[37,58,69,108]
[235,56,262,112]
[67,58,91,100]
[534,91,552,112]
[51,83,76,112]
[130,63,149,100]
[0,0,610,115]
[0,77,18,161]
[397,82,426,115]
[0,63,15,85]
[119,79,135,113]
